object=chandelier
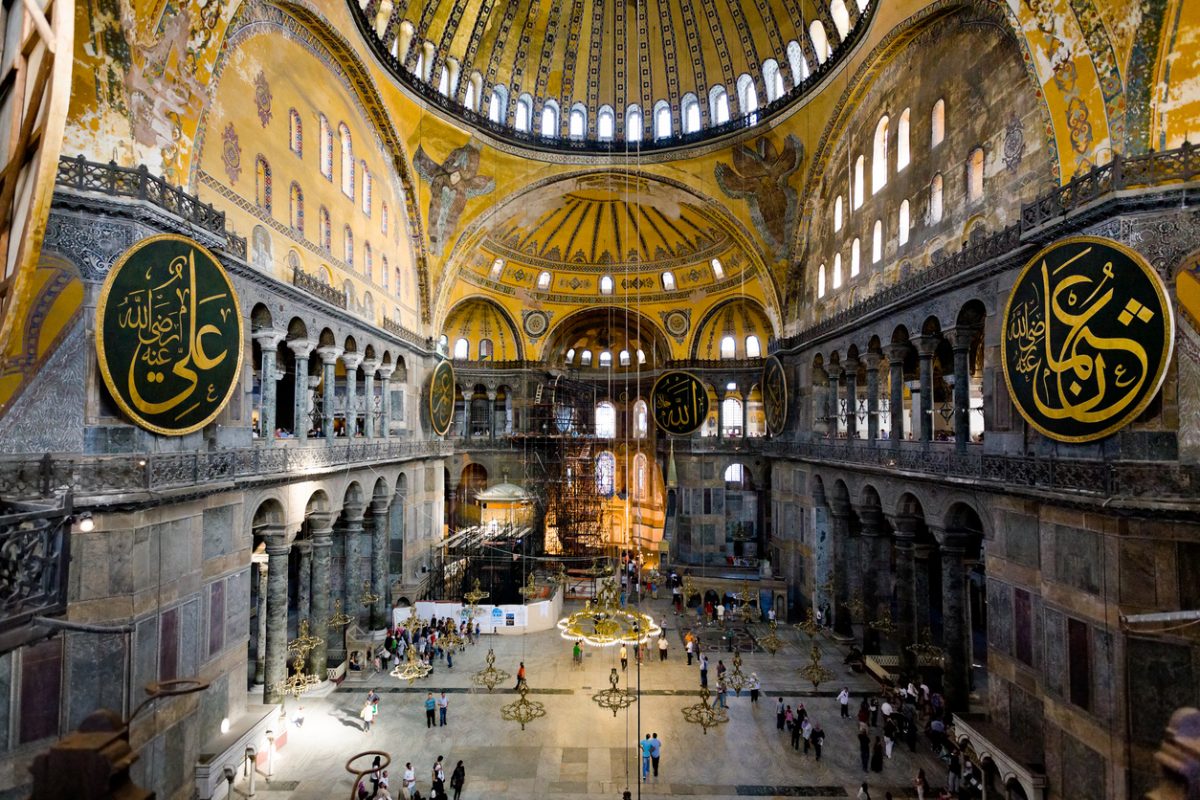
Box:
[500,681,546,730]
[681,686,728,734]
[735,580,757,624]
[557,579,661,647]
[359,579,380,607]
[328,598,353,628]
[758,619,786,655]
[288,618,322,655]
[798,641,835,691]
[869,609,896,637]
[518,573,540,602]
[273,651,321,698]
[847,594,867,622]
[795,608,821,638]
[390,647,433,684]
[906,626,944,663]
[724,650,749,694]
[471,647,511,692]
[591,667,637,716]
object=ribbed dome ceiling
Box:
[351,0,873,150]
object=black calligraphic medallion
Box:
[95,235,244,436]
[762,355,788,436]
[427,359,456,436]
[1001,236,1174,443]
[651,370,710,436]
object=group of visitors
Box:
[355,755,467,800]
[776,697,827,759]
[375,614,479,673]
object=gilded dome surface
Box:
[350,0,873,151]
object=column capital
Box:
[943,326,979,352]
[842,356,860,375]
[369,497,390,517]
[910,334,940,358]
[858,507,886,535]
[288,338,316,358]
[253,328,285,348]
[377,364,396,380]
[317,346,343,365]
[888,513,922,541]
[861,353,882,372]
[307,512,335,537]
[360,358,380,375]
[882,342,910,362]
[261,525,290,555]
[339,501,367,523]
[829,495,853,519]
[935,527,974,553]
[292,539,312,555]
[827,363,845,380]
[342,351,365,371]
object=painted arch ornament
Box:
[1000,236,1174,443]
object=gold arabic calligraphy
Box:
[654,373,708,434]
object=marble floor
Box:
[239,599,948,800]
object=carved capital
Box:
[910,335,940,358]
[317,346,343,366]
[253,328,285,349]
[360,358,380,376]
[882,343,909,363]
[943,326,979,352]
[861,353,883,372]
[341,352,365,371]
[288,339,316,358]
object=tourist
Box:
[858,698,870,726]
[716,659,726,681]
[686,638,694,665]
[368,688,381,717]
[784,705,794,731]
[650,732,662,778]
[871,735,884,772]
[790,711,802,750]
[913,768,928,800]
[838,687,851,718]
[401,763,416,800]
[376,770,391,800]
[640,733,653,782]
[431,757,446,799]
[801,717,814,754]
[360,699,375,733]
[658,634,668,660]
[748,672,760,703]
[857,782,871,800]
[573,640,583,666]
[868,696,879,727]
[450,760,465,800]
[699,654,709,688]
[424,692,436,728]
[811,722,825,760]
[859,728,871,771]
[947,749,962,794]
[515,661,526,688]
[884,716,897,758]
[438,691,449,726]
[715,678,728,709]
[776,697,786,729]
[620,644,628,670]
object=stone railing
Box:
[0,439,451,500]
[0,492,72,652]
[292,265,347,308]
[56,155,226,236]
[381,317,431,349]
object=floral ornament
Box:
[255,70,273,128]
[222,123,242,184]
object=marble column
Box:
[289,340,315,443]
[369,497,391,631]
[253,553,268,685]
[830,496,853,637]
[938,529,972,712]
[884,343,908,444]
[379,365,395,439]
[946,327,976,451]
[317,346,343,443]
[296,541,312,624]
[717,390,726,439]
[843,358,859,441]
[859,507,887,653]
[340,502,367,630]
[914,544,933,641]
[863,353,881,445]
[342,352,363,438]
[487,390,498,441]
[813,368,830,436]
[308,513,334,678]
[254,330,284,441]
[911,335,939,443]
[362,359,379,439]
[827,364,843,440]
[891,515,919,671]
[262,527,290,705]
[740,384,748,440]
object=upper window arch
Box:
[361,164,372,216]
[720,335,736,359]
[834,196,843,232]
[599,275,614,295]
[626,104,643,142]
[595,402,616,437]
[653,100,672,140]
[818,263,827,298]
[853,155,865,209]
[318,114,333,179]
[289,182,304,233]
[453,338,469,360]
[569,103,587,139]
[338,123,354,198]
[967,146,985,201]
[633,399,648,438]
[343,226,354,266]
[787,40,809,85]
[830,0,851,40]
[931,98,946,147]
[381,203,389,236]
[597,105,615,140]
[515,93,533,132]
[661,270,676,290]
[541,99,560,137]
[319,206,331,249]
[465,72,483,111]
[810,21,831,64]
[255,155,272,213]
[762,59,784,102]
[709,86,730,125]
[537,271,552,290]
[930,173,944,222]
[489,85,509,123]
[736,73,758,120]
[288,109,302,157]
[873,115,889,194]
[745,335,761,358]
[897,108,911,170]
[681,94,701,134]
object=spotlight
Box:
[76,512,94,533]
[220,717,231,734]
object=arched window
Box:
[637,349,646,364]
[319,207,331,249]
[681,94,700,133]
[515,94,533,132]
[343,280,355,308]
[464,72,482,111]
[818,263,827,298]
[364,243,373,281]
[537,271,552,290]
[661,270,676,290]
[931,98,945,147]
[853,155,865,209]
[634,453,648,498]
[872,219,883,263]
[600,275,614,295]
[787,40,809,85]
[338,123,354,198]
[343,226,354,266]
[967,146,985,201]
[736,73,758,120]
[255,155,272,213]
[361,164,372,215]
[319,114,333,179]
[597,106,615,140]
[251,225,272,270]
[834,196,843,231]
[489,85,509,123]
[453,338,469,360]
[626,104,643,142]
[490,258,505,280]
[596,451,615,494]
[394,266,402,293]
[897,108,911,170]
[599,351,613,367]
[565,348,576,364]
[810,21,830,64]
[382,255,389,289]
[633,400,648,438]
[930,174,944,223]
[711,258,725,279]
[381,203,389,236]
[762,59,784,102]
[724,463,745,483]
[289,182,304,233]
[851,237,861,277]
[709,86,730,125]
[580,349,593,366]
[420,42,435,82]
[363,291,374,321]
[478,338,493,360]
[595,403,616,438]
[833,253,843,288]
[541,99,559,137]
[720,335,736,359]
[289,109,302,156]
[439,58,459,97]
[873,116,889,193]
[830,0,851,40]
[569,103,587,138]
[745,335,761,358]
[653,101,672,139]
[437,333,448,353]
[722,396,744,436]
[619,349,631,366]
[397,21,415,62]
[898,200,910,245]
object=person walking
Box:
[859,729,871,772]
[438,691,449,726]
[801,717,813,754]
[376,770,390,799]
[884,717,897,759]
[650,732,662,778]
[791,712,802,750]
[360,700,375,733]
[871,735,884,772]
[699,654,709,688]
[868,696,879,727]
[515,661,526,689]
[639,734,653,782]
[368,688,381,718]
[812,723,825,761]
[839,687,851,718]
[424,692,436,728]
[686,638,694,665]
[431,757,446,799]
[620,644,629,670]
[716,659,726,681]
[776,697,786,730]
[947,750,961,794]
[913,768,927,800]
[573,640,583,667]
[658,634,668,661]
[715,678,728,709]
[450,760,465,800]
[748,673,760,704]
[857,782,871,800]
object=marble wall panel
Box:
[1127,637,1196,745]
[201,504,236,561]
[999,510,1039,568]
[0,652,10,751]
[226,568,251,652]
[179,597,202,679]
[133,616,159,696]
[1119,539,1160,607]
[1049,525,1101,595]
[1091,626,1115,724]
[1008,681,1046,755]
[66,631,126,729]
[1043,607,1065,698]
[1061,731,1106,800]
[987,578,1013,658]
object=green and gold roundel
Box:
[96,235,244,436]
[1001,236,1174,443]
[762,355,788,436]
[428,359,456,436]
[651,370,709,436]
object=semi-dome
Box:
[350,0,873,152]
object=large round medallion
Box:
[651,370,710,436]
[427,359,456,436]
[762,354,788,436]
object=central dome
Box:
[351,0,873,152]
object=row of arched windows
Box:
[527,263,726,295]
[565,348,648,368]
[386,3,870,143]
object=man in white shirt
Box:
[838,687,850,719]
[401,763,416,800]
